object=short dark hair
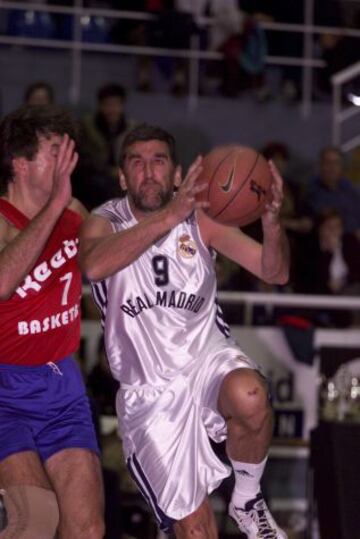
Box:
[261,141,290,161]
[320,145,343,162]
[24,81,54,104]
[120,123,177,166]
[97,83,126,102]
[0,105,78,194]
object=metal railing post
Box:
[332,82,342,146]
[188,33,200,111]
[302,0,315,117]
[70,0,83,105]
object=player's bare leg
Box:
[217,366,287,538]
[45,448,104,539]
[0,451,59,539]
[173,497,218,539]
[218,368,273,463]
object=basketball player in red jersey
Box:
[0,106,104,539]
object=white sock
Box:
[229,456,267,507]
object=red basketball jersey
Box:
[0,200,83,365]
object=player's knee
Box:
[0,485,59,539]
[220,369,271,428]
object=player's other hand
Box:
[168,156,209,224]
[50,134,78,210]
[262,160,284,227]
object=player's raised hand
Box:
[50,134,78,210]
[262,160,284,226]
[169,155,209,223]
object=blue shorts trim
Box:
[0,356,100,462]
[127,453,175,533]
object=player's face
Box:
[121,140,176,214]
[27,134,62,195]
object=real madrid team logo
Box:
[178,233,197,258]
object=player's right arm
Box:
[79,158,208,282]
[79,210,177,282]
[0,135,78,300]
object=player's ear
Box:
[174,165,182,188]
[119,169,127,191]
[12,156,28,178]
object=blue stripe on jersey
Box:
[127,454,175,532]
[214,299,231,338]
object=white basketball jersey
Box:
[91,198,231,386]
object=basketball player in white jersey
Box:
[79,124,290,539]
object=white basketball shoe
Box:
[229,492,288,538]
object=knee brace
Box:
[0,485,59,539]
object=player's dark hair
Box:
[0,105,78,194]
[120,123,177,166]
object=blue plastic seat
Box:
[81,16,110,44]
[7,9,56,39]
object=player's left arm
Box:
[198,162,290,285]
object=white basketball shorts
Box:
[116,338,258,531]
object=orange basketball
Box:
[197,145,272,227]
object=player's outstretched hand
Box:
[262,160,284,227]
[169,156,209,223]
[50,134,79,210]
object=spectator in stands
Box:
[314,0,359,100]
[203,0,268,99]
[313,209,360,296]
[295,209,360,327]
[109,1,155,91]
[111,1,195,95]
[303,146,360,239]
[73,83,136,209]
[242,0,303,102]
[24,81,55,106]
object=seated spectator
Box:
[294,209,360,327]
[314,210,360,296]
[24,81,55,105]
[73,83,136,209]
[303,146,360,239]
